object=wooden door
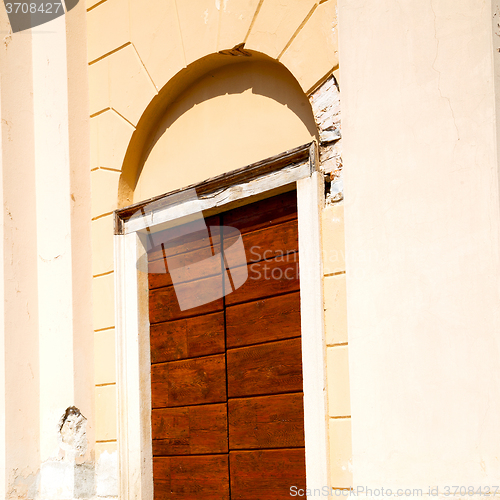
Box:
[148,191,306,499]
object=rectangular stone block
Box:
[176,0,219,64]
[329,418,353,488]
[327,345,351,417]
[94,329,116,386]
[92,273,115,331]
[218,0,261,51]
[91,168,120,219]
[246,0,317,59]
[322,202,346,275]
[324,273,348,345]
[108,45,157,126]
[280,0,339,93]
[91,215,114,277]
[88,57,110,116]
[87,0,130,63]
[95,385,117,442]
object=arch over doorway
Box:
[118,53,318,206]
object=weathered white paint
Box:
[123,161,311,234]
[115,148,327,497]
[309,76,343,202]
[297,170,330,493]
[310,76,341,145]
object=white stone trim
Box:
[114,147,327,498]
[297,170,330,492]
[119,160,312,235]
[114,231,153,500]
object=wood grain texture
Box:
[225,256,300,306]
[223,190,297,235]
[224,219,298,265]
[230,449,306,499]
[149,275,224,323]
[226,292,301,348]
[149,190,306,496]
[152,404,228,456]
[229,393,304,450]
[152,354,227,408]
[149,242,222,289]
[227,338,303,398]
[153,455,229,499]
[147,215,221,263]
[150,312,225,363]
[115,144,310,232]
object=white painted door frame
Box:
[114,142,329,499]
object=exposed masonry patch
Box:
[309,75,343,203]
[35,407,95,499]
[58,406,88,460]
[7,408,94,500]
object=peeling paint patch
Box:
[309,75,343,203]
[310,75,341,144]
[58,406,87,460]
[215,0,228,11]
[34,407,95,499]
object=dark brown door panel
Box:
[153,455,230,500]
[228,393,305,449]
[226,292,301,348]
[150,312,225,364]
[227,338,303,398]
[152,354,227,408]
[225,257,300,306]
[230,449,306,500]
[152,404,228,455]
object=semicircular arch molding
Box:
[119,53,319,205]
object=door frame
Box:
[113,142,329,499]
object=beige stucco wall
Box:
[340,0,500,488]
[0,12,40,497]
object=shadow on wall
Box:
[146,60,318,149]
[119,53,318,205]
